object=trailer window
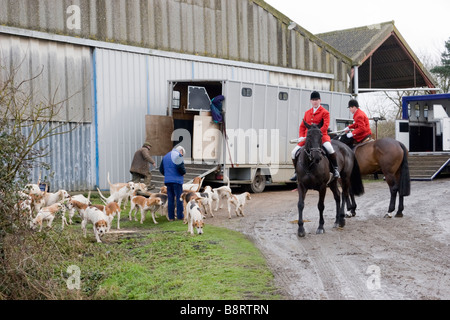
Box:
[172,91,181,109]
[279,92,289,101]
[242,88,252,97]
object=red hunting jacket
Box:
[349,108,372,142]
[298,106,331,147]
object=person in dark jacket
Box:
[159,146,186,221]
[130,142,156,190]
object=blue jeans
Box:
[166,183,184,220]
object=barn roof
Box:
[317,21,437,91]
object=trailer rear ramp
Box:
[409,153,450,181]
[150,163,219,191]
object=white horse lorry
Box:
[148,80,352,193]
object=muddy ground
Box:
[206,178,450,300]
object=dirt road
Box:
[207,179,450,300]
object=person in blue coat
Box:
[159,146,186,221]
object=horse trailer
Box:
[148,80,353,192]
[396,94,450,181]
[396,94,450,152]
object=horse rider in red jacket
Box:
[291,91,340,181]
[344,99,372,144]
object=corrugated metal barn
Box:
[0,0,353,191]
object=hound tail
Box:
[224,175,230,188]
[107,172,113,189]
[96,188,108,204]
[199,177,206,192]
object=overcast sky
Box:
[265,0,449,60]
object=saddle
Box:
[352,135,374,151]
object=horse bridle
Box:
[300,146,325,174]
[305,147,325,161]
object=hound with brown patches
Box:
[159,186,168,194]
[212,176,233,215]
[68,192,91,224]
[186,199,205,235]
[129,196,163,225]
[182,176,205,192]
[91,202,121,231]
[228,192,251,219]
[96,173,137,208]
[30,203,68,232]
[80,205,110,243]
[43,189,71,207]
[196,186,217,217]
[29,192,46,215]
[180,191,203,223]
[15,191,33,219]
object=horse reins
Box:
[300,147,325,174]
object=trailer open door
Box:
[145,115,174,156]
[193,115,222,163]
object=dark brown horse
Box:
[295,122,364,237]
[338,135,411,218]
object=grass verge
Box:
[46,196,282,300]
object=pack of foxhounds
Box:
[17,174,251,243]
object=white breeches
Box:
[291,141,335,160]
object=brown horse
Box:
[338,136,411,218]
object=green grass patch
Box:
[50,197,282,300]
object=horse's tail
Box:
[350,156,365,196]
[399,143,411,197]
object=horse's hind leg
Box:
[342,182,357,218]
[395,195,404,218]
[330,183,345,229]
[385,175,399,218]
[347,192,357,217]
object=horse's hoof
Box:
[345,212,353,218]
[316,228,325,235]
[395,213,404,218]
[298,228,306,238]
[333,223,345,230]
[384,214,393,219]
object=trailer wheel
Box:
[247,171,266,193]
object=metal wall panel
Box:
[94,49,149,189]
[27,122,93,192]
[0,33,92,123]
[0,33,94,191]
[0,0,352,92]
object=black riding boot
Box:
[328,153,340,179]
[290,159,297,182]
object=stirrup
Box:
[333,169,340,179]
[290,173,297,182]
